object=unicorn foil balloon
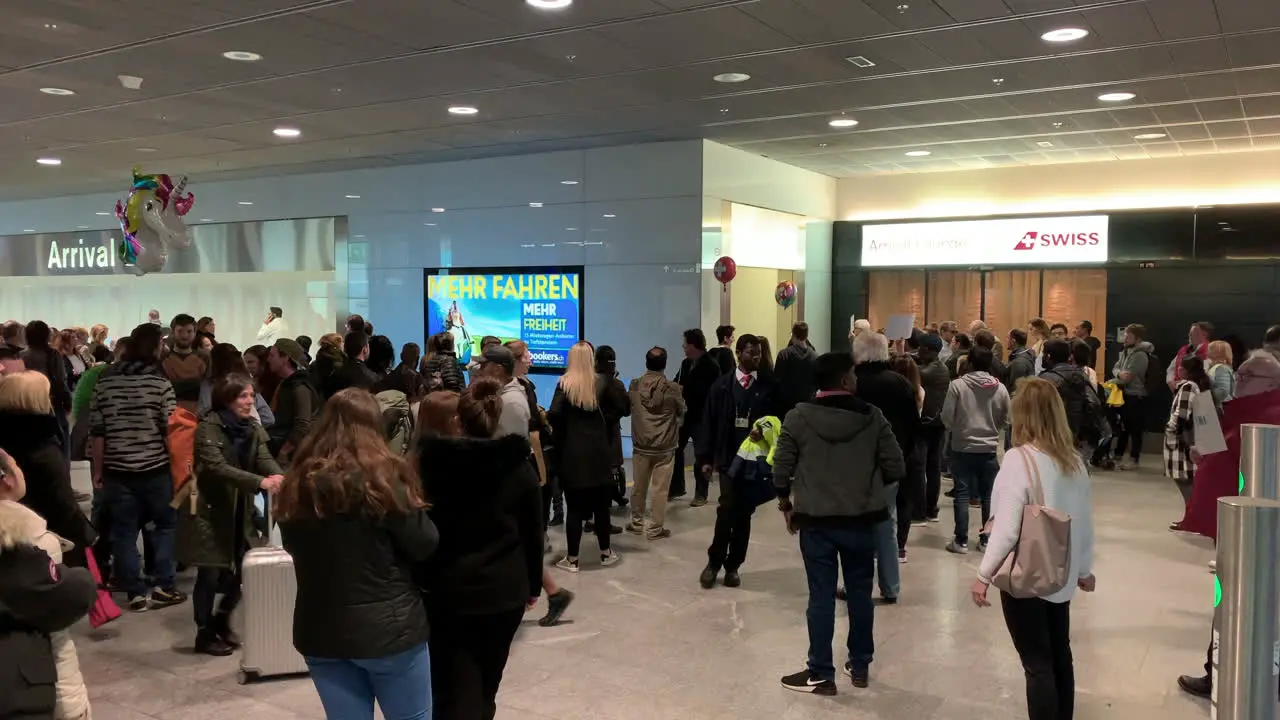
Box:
[113,166,195,276]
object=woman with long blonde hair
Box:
[548,341,624,571]
[276,388,438,719]
[971,377,1095,720]
[1028,318,1050,375]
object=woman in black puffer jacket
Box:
[277,388,438,719]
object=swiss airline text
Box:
[1031,231,1101,247]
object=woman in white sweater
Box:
[971,377,1095,720]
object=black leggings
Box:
[898,442,924,551]
[193,565,242,630]
[1113,394,1147,461]
[1002,592,1074,720]
[564,486,611,558]
[429,606,525,720]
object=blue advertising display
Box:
[423,267,584,368]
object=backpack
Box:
[375,390,414,456]
[1043,369,1101,444]
[1141,348,1164,395]
[985,448,1073,599]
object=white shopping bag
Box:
[1192,391,1228,455]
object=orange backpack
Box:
[168,407,199,493]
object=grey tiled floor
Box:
[77,466,1222,720]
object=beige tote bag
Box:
[990,448,1073,599]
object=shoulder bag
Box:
[990,448,1074,598]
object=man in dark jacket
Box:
[671,329,721,504]
[324,331,379,397]
[708,324,736,376]
[20,321,72,455]
[852,331,917,601]
[772,352,905,694]
[945,333,971,379]
[595,346,631,511]
[774,321,819,418]
[1039,338,1102,449]
[266,338,321,463]
[915,333,950,522]
[1005,329,1036,392]
[697,334,780,589]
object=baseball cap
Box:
[477,345,515,373]
[917,333,944,352]
[273,338,306,367]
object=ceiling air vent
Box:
[845,56,876,68]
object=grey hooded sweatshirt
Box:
[941,371,1010,453]
[1112,340,1154,397]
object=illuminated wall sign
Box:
[861,214,1109,267]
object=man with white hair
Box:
[848,319,872,345]
[851,332,918,599]
[967,320,1004,363]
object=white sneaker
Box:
[600,550,621,567]
[555,556,580,573]
[946,539,969,555]
[1118,458,1138,471]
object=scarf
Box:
[218,409,256,469]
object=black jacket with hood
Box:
[771,393,906,528]
[918,358,951,427]
[674,353,720,427]
[419,352,465,393]
[1040,362,1102,443]
[0,515,96,719]
[267,371,321,457]
[1006,346,1036,392]
[417,434,543,616]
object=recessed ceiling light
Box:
[222,51,262,62]
[845,55,876,68]
[345,194,361,199]
[1098,92,1136,102]
[1218,221,1229,226]
[1134,132,1167,140]
[566,227,578,231]
[560,180,579,185]
[22,229,35,233]
[43,23,57,29]
[136,147,157,153]
[273,127,301,138]
[199,219,213,223]
[1052,122,1065,129]
[1037,141,1055,148]
[432,207,446,213]
[238,201,253,205]
[529,202,544,207]
[602,213,616,218]
[719,108,730,114]
[76,225,88,229]
[713,72,751,83]
[526,0,572,8]
[36,157,61,166]
[818,143,829,148]
[424,223,437,226]
[448,106,478,115]
[992,77,1005,85]
[905,150,932,157]
[828,117,858,128]
[95,212,110,216]
[1041,28,1089,43]
[39,87,75,96]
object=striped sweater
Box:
[89,361,176,473]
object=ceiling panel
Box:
[0,0,1279,197]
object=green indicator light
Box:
[1215,575,1223,608]
[1240,471,1246,494]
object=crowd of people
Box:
[0,303,1276,719]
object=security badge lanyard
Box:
[734,379,754,429]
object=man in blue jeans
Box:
[89,322,186,611]
[771,352,906,695]
[940,346,1010,554]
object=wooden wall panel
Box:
[866,271,924,338]
[1042,268,1108,373]
[984,270,1041,356]
[926,271,982,330]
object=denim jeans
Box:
[800,525,876,682]
[306,643,432,720]
[103,468,176,598]
[873,482,900,599]
[950,451,998,547]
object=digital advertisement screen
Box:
[423,266,584,369]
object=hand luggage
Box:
[238,505,308,684]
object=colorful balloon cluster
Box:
[775,280,797,309]
[114,166,195,265]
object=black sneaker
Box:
[539,589,575,627]
[876,596,898,606]
[148,588,187,609]
[944,488,956,498]
[843,661,869,688]
[723,570,741,588]
[668,491,687,501]
[699,565,719,589]
[1177,674,1211,699]
[548,513,564,527]
[195,630,235,657]
[781,670,837,696]
[835,586,847,601]
[127,595,149,612]
[690,497,708,508]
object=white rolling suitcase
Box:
[238,503,309,684]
